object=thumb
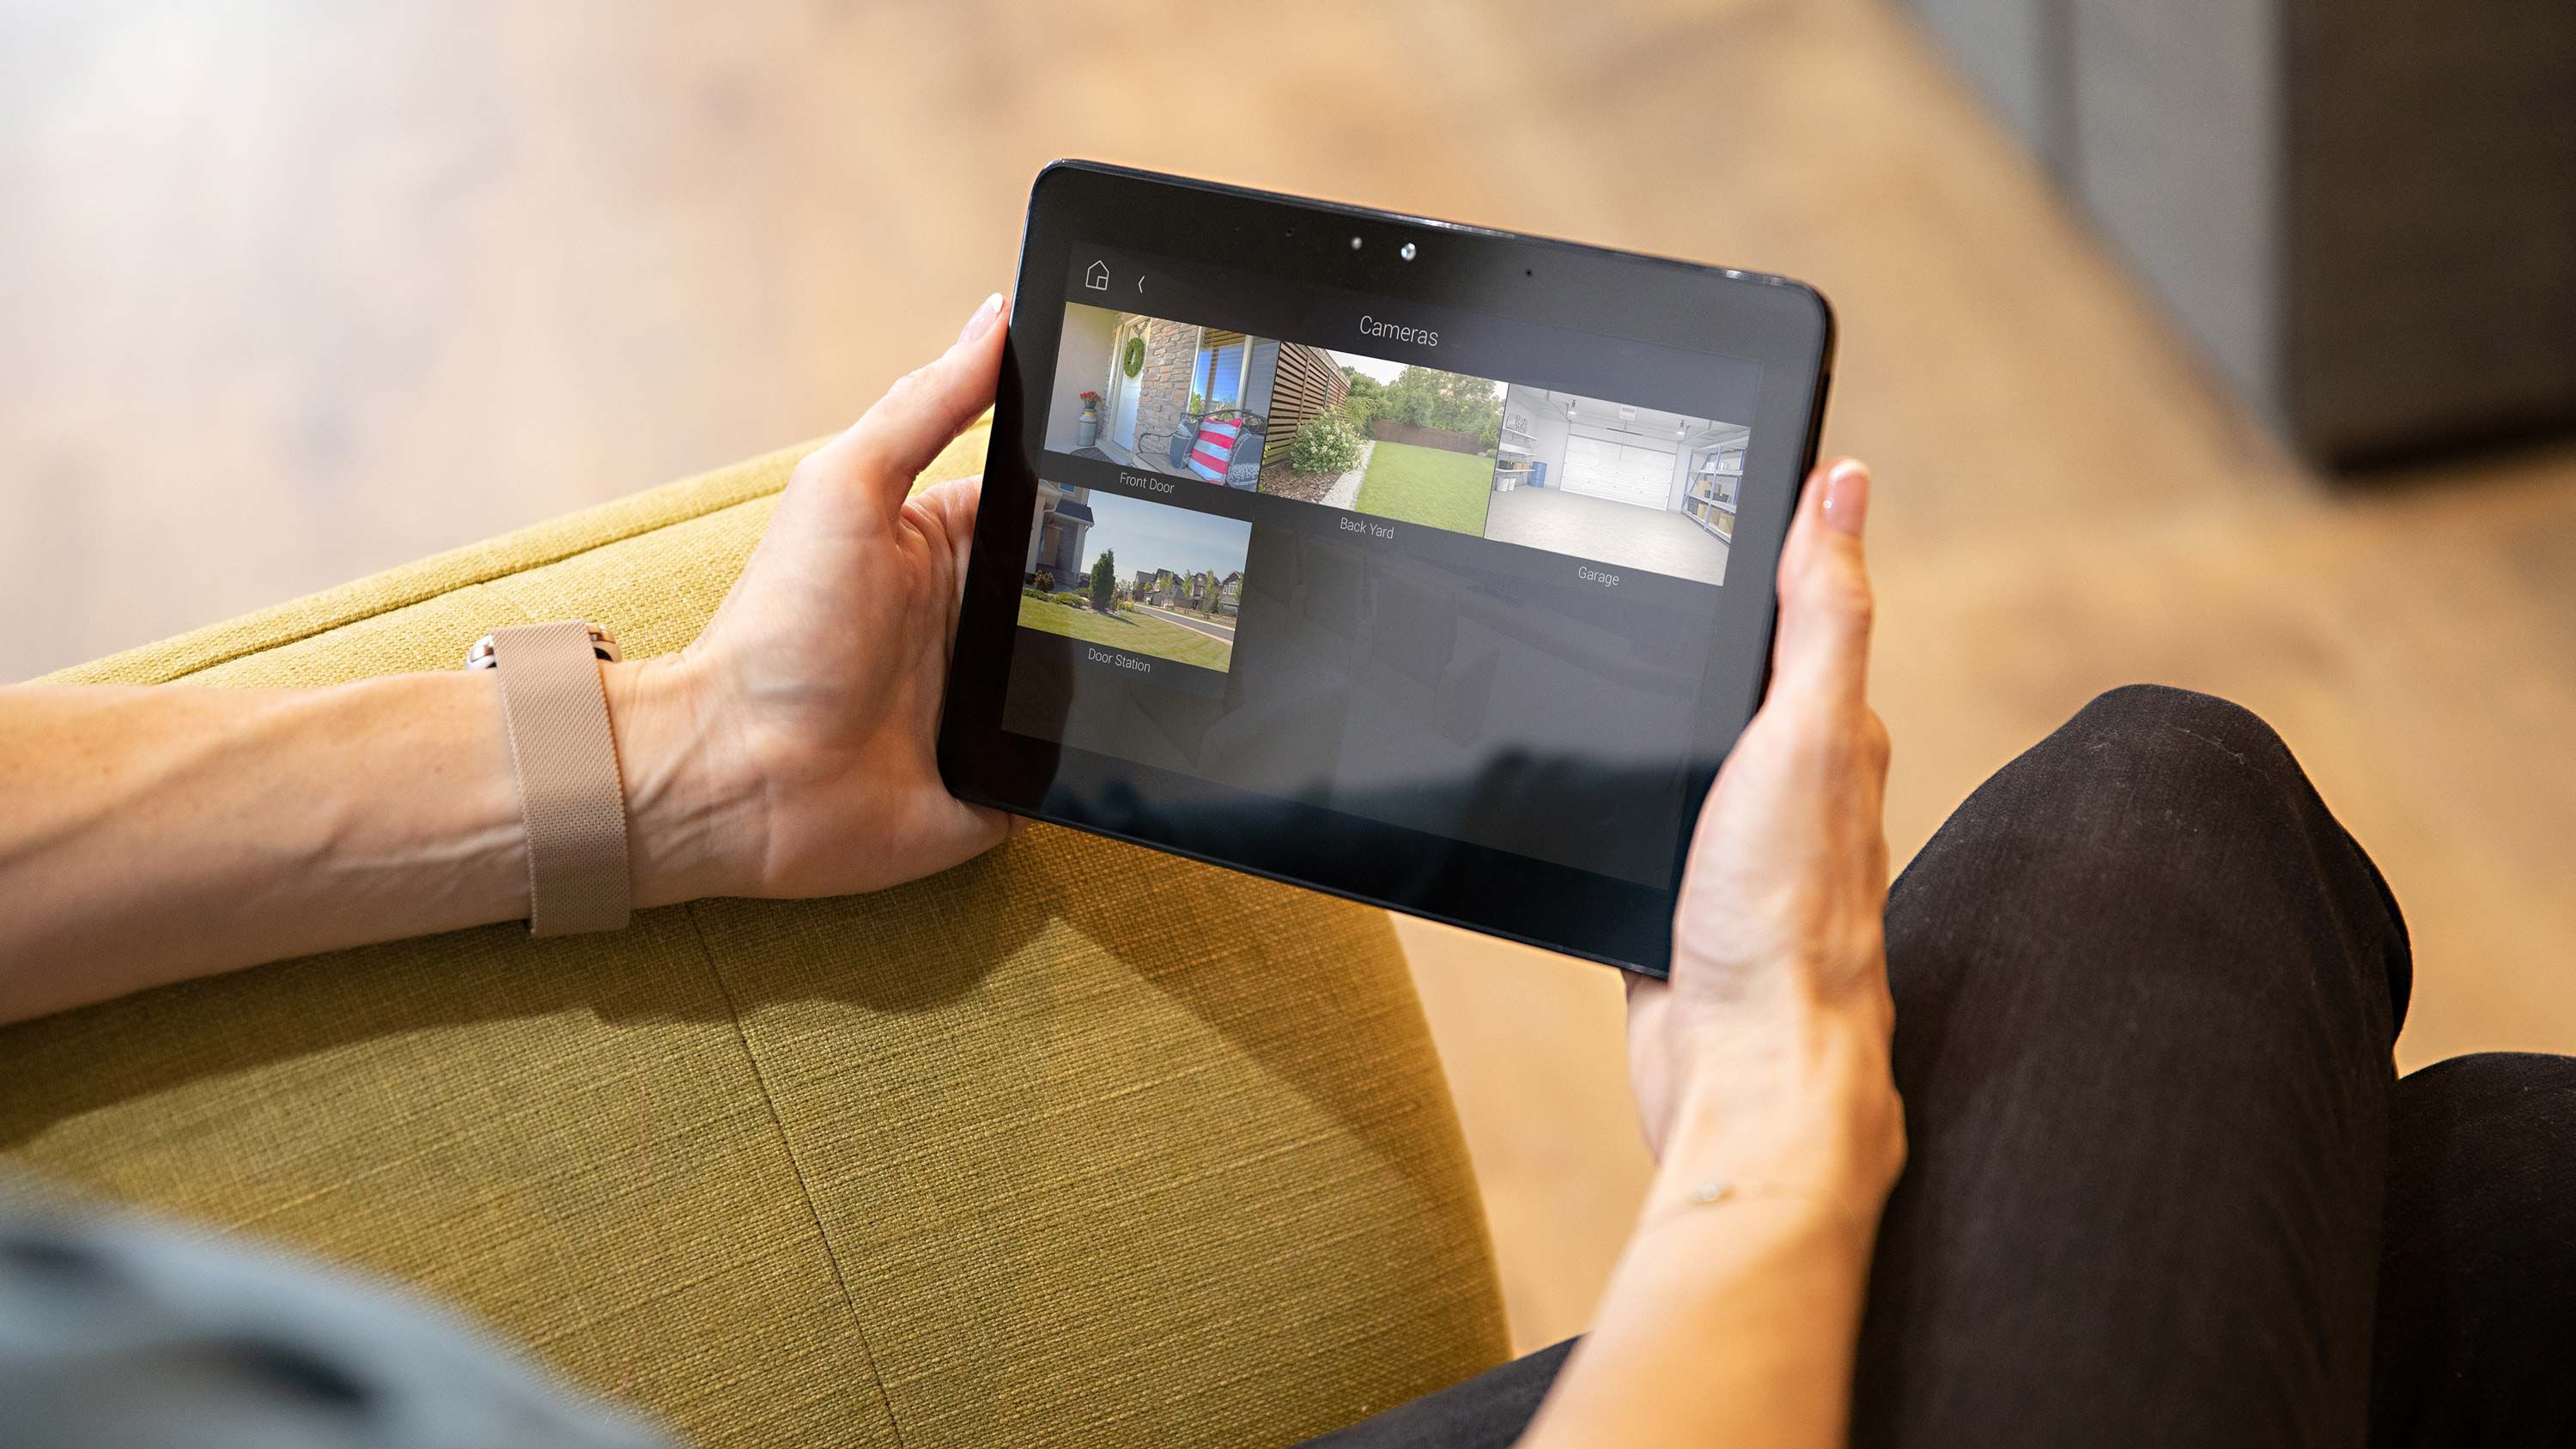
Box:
[810,292,1008,509]
[1766,458,1874,710]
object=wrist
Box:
[1658,1006,1905,1216]
[602,655,766,908]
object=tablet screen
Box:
[1008,244,1762,887]
[945,168,1831,973]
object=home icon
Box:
[1084,260,1110,292]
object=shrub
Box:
[1290,413,1364,475]
[1054,591,1084,606]
[1089,551,1117,611]
[1033,570,1054,593]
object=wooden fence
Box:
[1367,419,1486,454]
[1261,343,1352,468]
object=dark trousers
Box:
[1308,685,2576,1448]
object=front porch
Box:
[1071,437,1177,475]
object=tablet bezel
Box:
[937,161,1834,976]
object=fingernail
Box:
[1823,459,1870,537]
[957,292,1005,346]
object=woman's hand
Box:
[1625,457,1904,1203]
[1522,459,1903,1449]
[0,299,1017,1021]
[608,294,1015,907]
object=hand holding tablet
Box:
[939,162,1836,975]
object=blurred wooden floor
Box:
[9,0,2575,1356]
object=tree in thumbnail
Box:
[1383,367,1503,435]
[1089,549,1117,613]
[1340,367,1387,428]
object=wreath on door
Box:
[1122,336,1145,379]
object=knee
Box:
[2392,1052,2576,1160]
[1891,680,2409,1054]
[2386,1055,2576,1243]
[1956,682,2405,1009]
[2000,685,2337,857]
[1900,684,2318,903]
[2054,684,2302,796]
[2377,1053,2576,1413]
[1917,683,2353,912]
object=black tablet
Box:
[938,161,1834,977]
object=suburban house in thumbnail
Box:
[1218,571,1242,616]
[1024,479,1094,586]
[1045,303,1348,486]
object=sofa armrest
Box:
[6,422,1508,1448]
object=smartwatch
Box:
[465,621,630,936]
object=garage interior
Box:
[1487,385,1748,586]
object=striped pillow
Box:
[1186,418,1243,482]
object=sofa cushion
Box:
[4,425,1508,1447]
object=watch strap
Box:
[489,621,633,936]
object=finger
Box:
[809,291,1008,510]
[1764,458,1874,712]
[905,475,985,608]
[908,473,984,554]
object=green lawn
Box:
[1017,595,1233,670]
[1353,440,1495,536]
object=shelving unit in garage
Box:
[1684,442,1743,542]
[1494,407,1541,491]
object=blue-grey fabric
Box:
[0,1184,671,1449]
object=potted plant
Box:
[1076,390,1103,448]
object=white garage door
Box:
[1560,436,1675,510]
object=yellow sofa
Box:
[2,424,1510,1447]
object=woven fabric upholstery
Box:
[3,427,1509,1447]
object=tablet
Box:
[938,161,1834,976]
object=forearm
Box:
[1531,1208,1874,1449]
[0,312,1019,1028]
[0,674,525,1019]
[0,659,744,1024]
[1523,1015,1898,1449]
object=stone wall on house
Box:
[1131,320,1201,462]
